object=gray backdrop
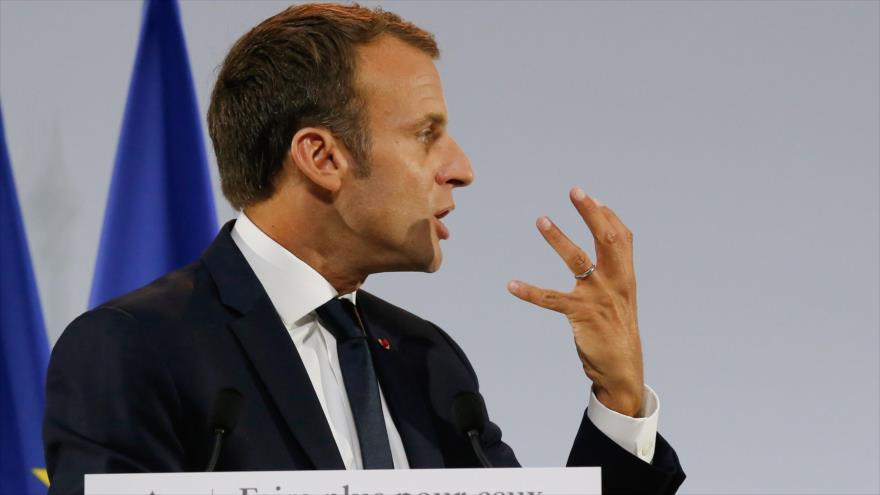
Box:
[1,1,878,493]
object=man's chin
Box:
[390,223,444,273]
[408,244,443,273]
[374,245,442,274]
[425,237,444,272]
[425,251,443,273]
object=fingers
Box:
[570,188,635,276]
[602,207,634,245]
[570,187,616,247]
[507,280,572,314]
[601,207,636,282]
[536,216,594,276]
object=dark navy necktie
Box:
[315,297,394,469]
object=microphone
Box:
[451,391,494,468]
[205,388,243,472]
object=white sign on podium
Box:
[85,467,600,495]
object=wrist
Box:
[592,384,643,417]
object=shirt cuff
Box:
[586,384,659,464]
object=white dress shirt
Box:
[231,211,660,467]
[231,213,408,469]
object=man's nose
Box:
[437,136,474,188]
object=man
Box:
[43,3,685,494]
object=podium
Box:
[85,467,601,495]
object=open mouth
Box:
[433,207,453,240]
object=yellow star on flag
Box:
[32,468,50,487]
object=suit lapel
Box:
[357,296,445,468]
[229,297,344,470]
[203,222,344,470]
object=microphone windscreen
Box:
[210,388,243,432]
[451,391,489,436]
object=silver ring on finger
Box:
[574,264,597,280]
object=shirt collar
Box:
[230,211,356,328]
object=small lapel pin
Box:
[377,338,392,350]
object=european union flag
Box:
[0,105,51,494]
[90,0,217,308]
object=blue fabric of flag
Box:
[90,0,217,308]
[0,104,50,494]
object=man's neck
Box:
[243,202,366,295]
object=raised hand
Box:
[507,187,645,417]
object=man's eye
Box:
[417,128,434,143]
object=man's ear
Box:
[288,127,350,192]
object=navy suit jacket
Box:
[43,221,685,494]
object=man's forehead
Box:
[355,36,446,117]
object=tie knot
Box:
[315,297,364,341]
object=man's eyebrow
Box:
[410,113,447,129]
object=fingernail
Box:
[592,197,604,207]
[507,281,520,292]
[573,187,586,200]
[538,217,552,231]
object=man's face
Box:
[334,36,473,273]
